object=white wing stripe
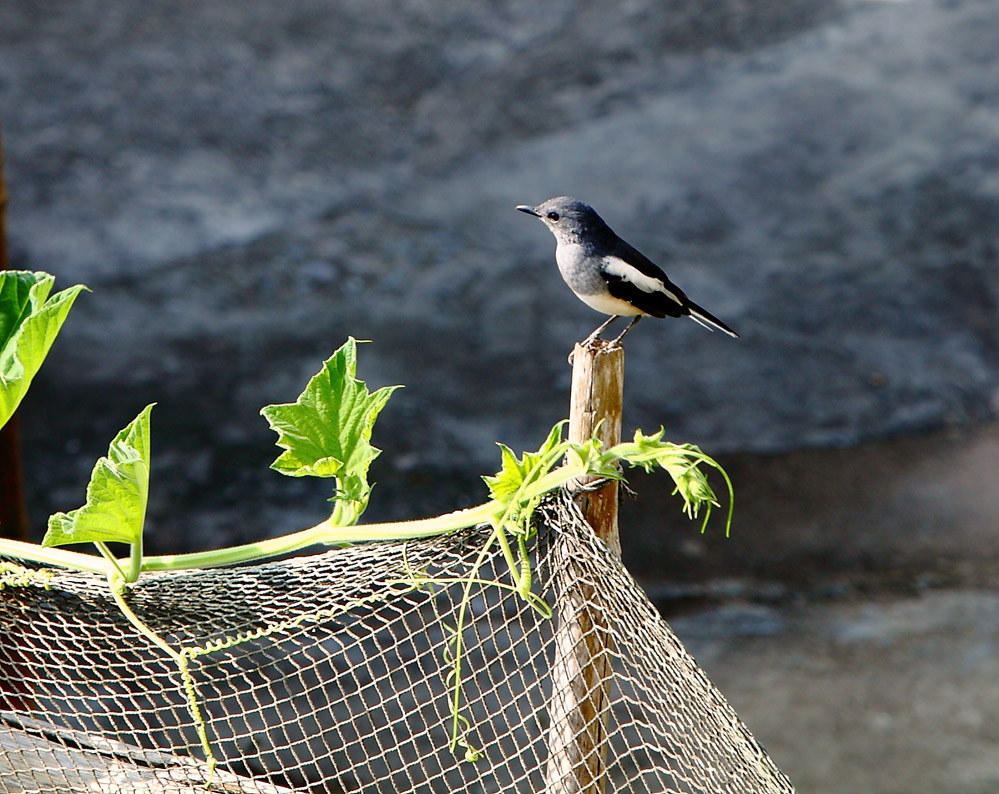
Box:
[602,256,683,305]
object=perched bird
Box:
[516,196,738,345]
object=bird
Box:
[516,196,738,345]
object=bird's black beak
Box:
[516,204,540,217]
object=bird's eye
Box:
[547,211,560,221]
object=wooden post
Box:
[545,341,623,794]
[0,111,30,541]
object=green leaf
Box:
[0,270,87,429]
[482,421,732,538]
[43,404,155,549]
[260,338,400,525]
[482,421,567,503]
[610,428,731,533]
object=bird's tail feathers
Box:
[687,303,739,338]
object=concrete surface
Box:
[1,2,997,790]
[673,589,999,794]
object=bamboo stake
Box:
[545,341,623,794]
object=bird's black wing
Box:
[601,238,689,319]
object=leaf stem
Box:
[95,541,128,583]
[128,535,143,583]
[492,525,523,593]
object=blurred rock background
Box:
[1,0,997,790]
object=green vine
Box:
[105,578,217,784]
[398,538,553,761]
[0,276,736,771]
[109,569,422,782]
[0,561,54,591]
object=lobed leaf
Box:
[260,337,400,525]
[482,421,566,503]
[43,404,155,549]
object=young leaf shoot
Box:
[260,337,401,526]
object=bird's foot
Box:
[568,335,613,365]
[585,316,620,346]
[568,316,635,364]
[608,316,642,346]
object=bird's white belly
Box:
[576,291,646,317]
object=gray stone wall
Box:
[1,0,996,552]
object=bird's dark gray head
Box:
[515,196,608,243]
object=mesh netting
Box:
[0,491,793,793]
